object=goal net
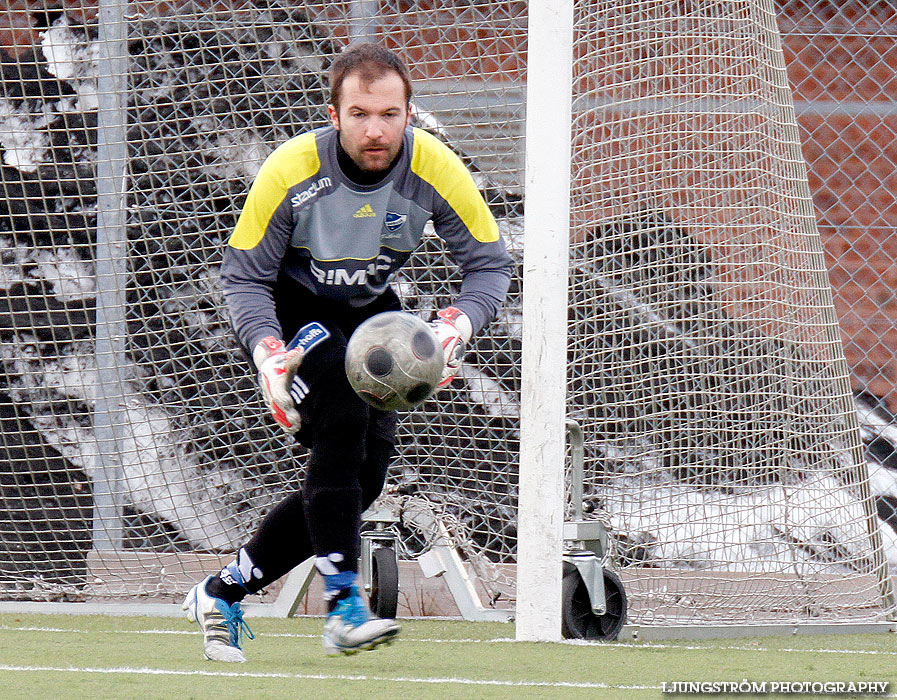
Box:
[0,0,893,628]
[560,1,894,625]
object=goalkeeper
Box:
[183,42,512,661]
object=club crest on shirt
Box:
[384,211,407,232]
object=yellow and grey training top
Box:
[221,125,513,352]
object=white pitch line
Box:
[2,625,895,657]
[0,664,653,690]
[630,642,897,657]
[0,625,506,643]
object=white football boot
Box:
[182,575,253,662]
[322,585,400,656]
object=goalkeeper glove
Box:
[429,307,473,388]
[253,336,305,434]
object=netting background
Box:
[567,0,891,624]
[0,0,895,623]
[0,0,527,605]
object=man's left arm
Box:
[428,173,513,386]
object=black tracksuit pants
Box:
[229,280,401,597]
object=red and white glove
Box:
[253,336,305,434]
[429,307,473,388]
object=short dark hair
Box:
[329,43,412,111]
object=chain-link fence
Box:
[0,0,895,623]
[0,0,527,606]
[779,2,897,536]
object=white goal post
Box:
[0,0,895,639]
[517,0,574,641]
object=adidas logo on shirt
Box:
[353,203,376,218]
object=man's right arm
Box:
[222,165,308,434]
[220,160,295,355]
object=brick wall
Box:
[780,2,897,408]
[0,1,96,55]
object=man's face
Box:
[329,71,411,173]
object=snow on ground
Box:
[458,364,518,419]
[0,236,32,289]
[606,474,881,574]
[0,337,259,551]
[0,100,52,173]
[32,248,96,301]
[41,17,99,111]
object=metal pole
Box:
[517,0,574,642]
[349,0,379,43]
[92,0,130,550]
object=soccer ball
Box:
[345,311,443,411]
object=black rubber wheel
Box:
[561,562,627,640]
[370,546,399,619]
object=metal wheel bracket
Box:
[563,519,609,561]
[563,551,607,616]
[360,530,398,596]
[564,419,611,565]
[361,505,400,525]
[360,503,400,595]
[564,418,613,618]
